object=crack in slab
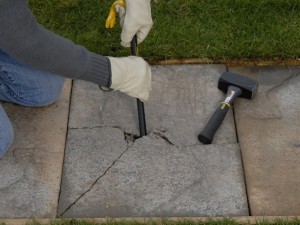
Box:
[153,131,175,146]
[124,131,139,145]
[69,125,112,130]
[60,126,178,216]
[266,73,299,95]
[59,144,130,217]
[70,126,176,146]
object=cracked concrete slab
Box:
[229,66,300,215]
[68,64,237,145]
[59,65,248,217]
[0,79,71,218]
[60,135,248,217]
[57,127,128,215]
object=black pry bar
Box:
[130,35,147,137]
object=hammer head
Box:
[218,72,258,99]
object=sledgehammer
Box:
[198,72,258,144]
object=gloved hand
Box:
[108,56,152,102]
[115,0,153,47]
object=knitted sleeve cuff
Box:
[80,53,112,87]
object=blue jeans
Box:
[0,49,64,157]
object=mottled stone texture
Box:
[57,127,128,216]
[60,136,248,218]
[230,66,300,216]
[0,79,71,218]
[68,64,237,145]
[59,65,248,217]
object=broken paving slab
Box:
[0,79,72,218]
[58,65,248,217]
[68,64,237,146]
[57,127,128,215]
[59,135,249,218]
[230,66,300,216]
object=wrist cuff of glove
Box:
[80,53,112,87]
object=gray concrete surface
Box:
[58,65,249,217]
[59,135,248,218]
[0,80,72,218]
[68,64,237,145]
[231,66,300,216]
[1,64,299,219]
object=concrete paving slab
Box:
[229,66,300,215]
[57,127,128,216]
[59,65,248,217]
[60,135,248,218]
[0,79,72,218]
[68,64,237,145]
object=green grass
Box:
[28,0,300,63]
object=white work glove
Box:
[108,56,152,102]
[115,0,153,47]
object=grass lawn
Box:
[29,0,300,63]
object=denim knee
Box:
[25,74,65,107]
[0,49,64,107]
[0,105,14,157]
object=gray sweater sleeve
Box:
[0,0,111,87]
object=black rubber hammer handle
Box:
[198,72,258,144]
[198,86,242,144]
[130,35,147,137]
